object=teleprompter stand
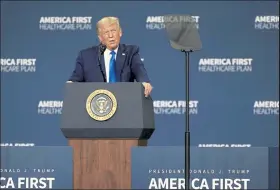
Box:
[163,14,202,190]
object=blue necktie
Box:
[109,51,117,83]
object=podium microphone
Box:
[163,14,202,190]
[97,43,107,82]
[99,43,106,56]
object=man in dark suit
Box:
[68,16,153,97]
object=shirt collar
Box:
[105,46,119,55]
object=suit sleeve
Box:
[68,51,85,82]
[131,46,151,83]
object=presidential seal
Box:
[86,89,117,121]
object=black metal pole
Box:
[182,49,191,190]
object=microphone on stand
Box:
[97,43,107,82]
[99,43,107,56]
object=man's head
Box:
[97,16,122,50]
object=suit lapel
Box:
[115,44,126,82]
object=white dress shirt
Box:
[103,47,118,82]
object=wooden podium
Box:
[60,82,155,189]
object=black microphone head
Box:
[99,43,107,55]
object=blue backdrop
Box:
[1,1,278,147]
[1,1,279,189]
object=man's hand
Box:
[142,82,153,97]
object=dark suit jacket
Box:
[69,44,150,82]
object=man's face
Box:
[98,22,122,50]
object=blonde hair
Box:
[96,16,122,35]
